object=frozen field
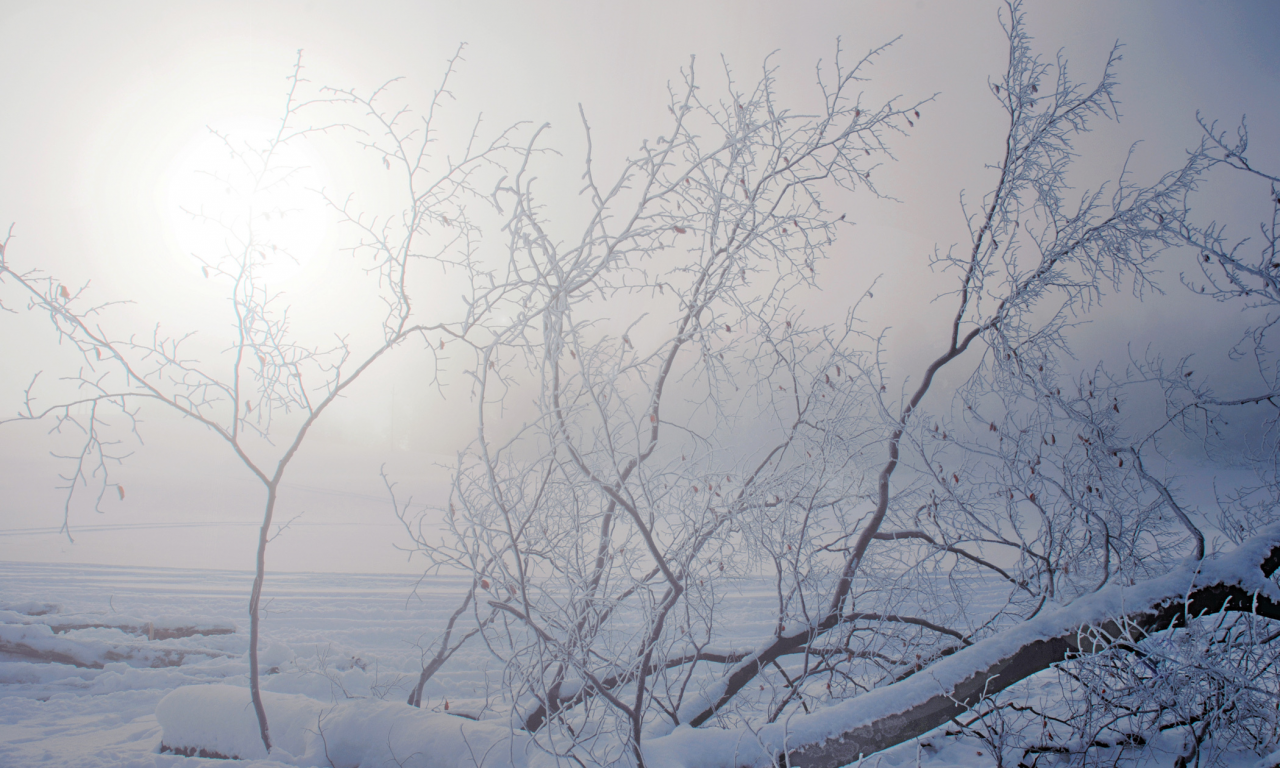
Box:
[1,560,1272,768]
[0,561,782,767]
[0,561,484,766]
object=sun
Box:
[163,116,330,285]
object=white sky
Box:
[1,0,1278,573]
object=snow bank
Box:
[0,622,115,668]
[0,600,60,616]
[6,607,237,640]
[0,620,232,670]
[157,684,537,767]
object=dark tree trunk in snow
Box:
[773,524,1280,768]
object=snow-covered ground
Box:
[0,561,772,766]
[0,561,497,766]
[1,560,1274,768]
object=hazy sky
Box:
[2,0,1278,573]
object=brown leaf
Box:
[59,285,70,300]
[117,485,125,500]
[673,225,687,234]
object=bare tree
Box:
[5,3,1278,766]
[392,3,1280,767]
[0,50,528,753]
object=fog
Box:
[1,0,1278,572]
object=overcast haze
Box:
[2,0,1278,573]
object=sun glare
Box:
[164,116,329,285]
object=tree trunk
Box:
[247,483,278,753]
[780,525,1280,768]
[649,524,1280,768]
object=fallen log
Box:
[645,523,1280,768]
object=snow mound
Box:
[0,620,232,669]
[1,600,60,616]
[157,684,536,767]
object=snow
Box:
[650,522,1280,765]
[156,685,538,766]
[1,527,1277,768]
[0,562,498,767]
